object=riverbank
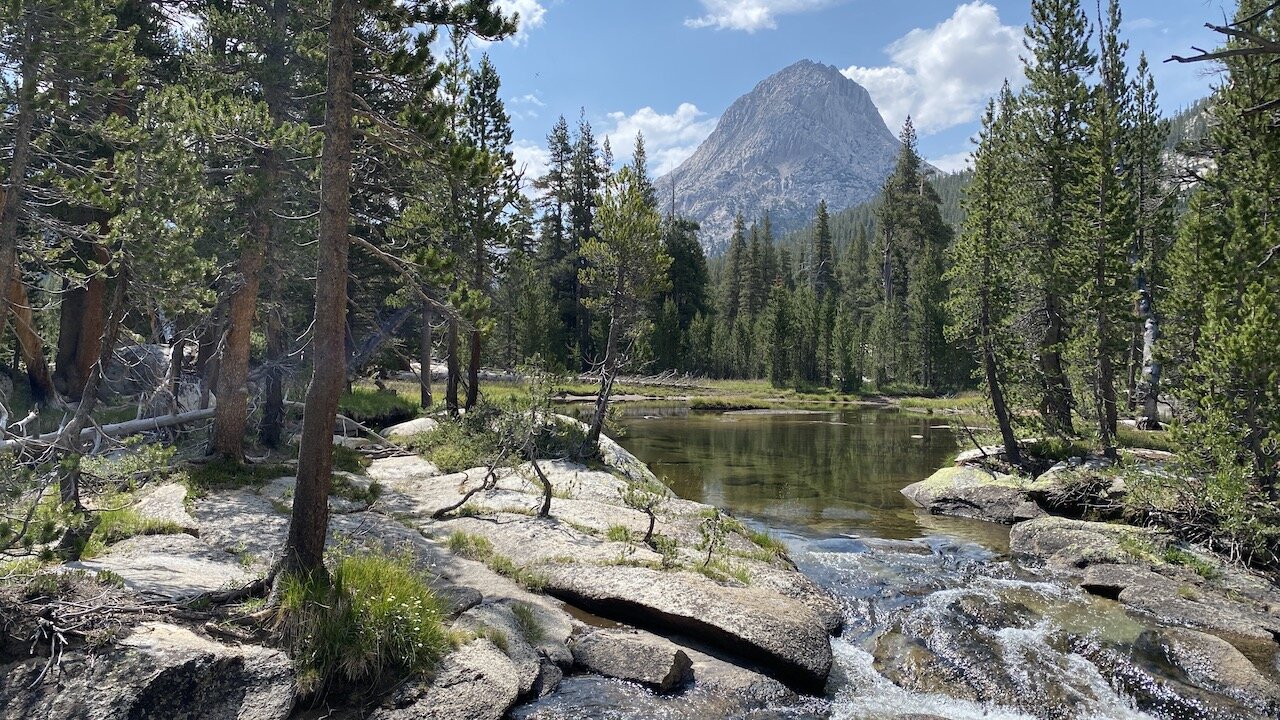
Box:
[0,416,845,719]
[900,445,1280,717]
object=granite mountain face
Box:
[657,59,901,254]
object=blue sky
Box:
[480,1,1235,182]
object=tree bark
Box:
[282,0,353,579]
[419,301,432,408]
[0,45,39,358]
[5,274,55,404]
[446,318,460,415]
[211,0,287,459]
[1039,293,1075,435]
[587,285,622,448]
[979,262,1020,466]
[260,283,286,447]
[210,238,265,458]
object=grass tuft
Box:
[278,549,451,697]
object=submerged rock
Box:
[901,465,1045,524]
[0,622,294,720]
[1137,627,1280,716]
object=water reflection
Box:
[606,406,972,541]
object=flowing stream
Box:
[515,405,1261,720]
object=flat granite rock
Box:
[0,622,294,720]
[540,563,833,691]
[68,534,254,600]
[370,640,519,720]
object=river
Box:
[515,405,1262,720]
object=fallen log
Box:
[0,407,216,454]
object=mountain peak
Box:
[658,60,899,253]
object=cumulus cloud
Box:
[842,1,1022,134]
[928,150,974,174]
[495,0,547,45]
[684,0,842,33]
[602,103,719,175]
[512,139,551,188]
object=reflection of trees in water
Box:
[620,410,957,532]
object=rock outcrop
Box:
[0,622,294,720]
[656,59,901,251]
[901,466,1045,524]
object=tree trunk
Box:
[466,327,481,409]
[419,302,432,409]
[1137,315,1162,430]
[446,318,460,415]
[1039,293,1074,435]
[282,0,353,579]
[261,284,286,447]
[587,289,622,447]
[58,266,128,510]
[6,275,55,405]
[210,237,265,459]
[0,48,39,356]
[979,265,1020,466]
[211,0,286,459]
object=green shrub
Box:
[605,525,633,543]
[278,550,451,696]
[406,419,501,473]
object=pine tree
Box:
[1128,54,1174,430]
[1069,0,1132,458]
[1167,1,1280,517]
[581,167,670,444]
[1018,0,1096,434]
[948,89,1024,464]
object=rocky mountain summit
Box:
[658,59,901,253]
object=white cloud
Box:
[495,0,546,45]
[602,103,719,176]
[842,1,1022,134]
[928,151,973,174]
[512,139,551,189]
[684,0,841,33]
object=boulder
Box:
[383,417,439,440]
[0,622,294,720]
[1137,627,1280,716]
[68,534,255,600]
[901,466,1045,524]
[569,629,694,693]
[540,563,833,690]
[370,640,519,720]
[1008,516,1161,569]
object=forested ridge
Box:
[0,2,1277,706]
